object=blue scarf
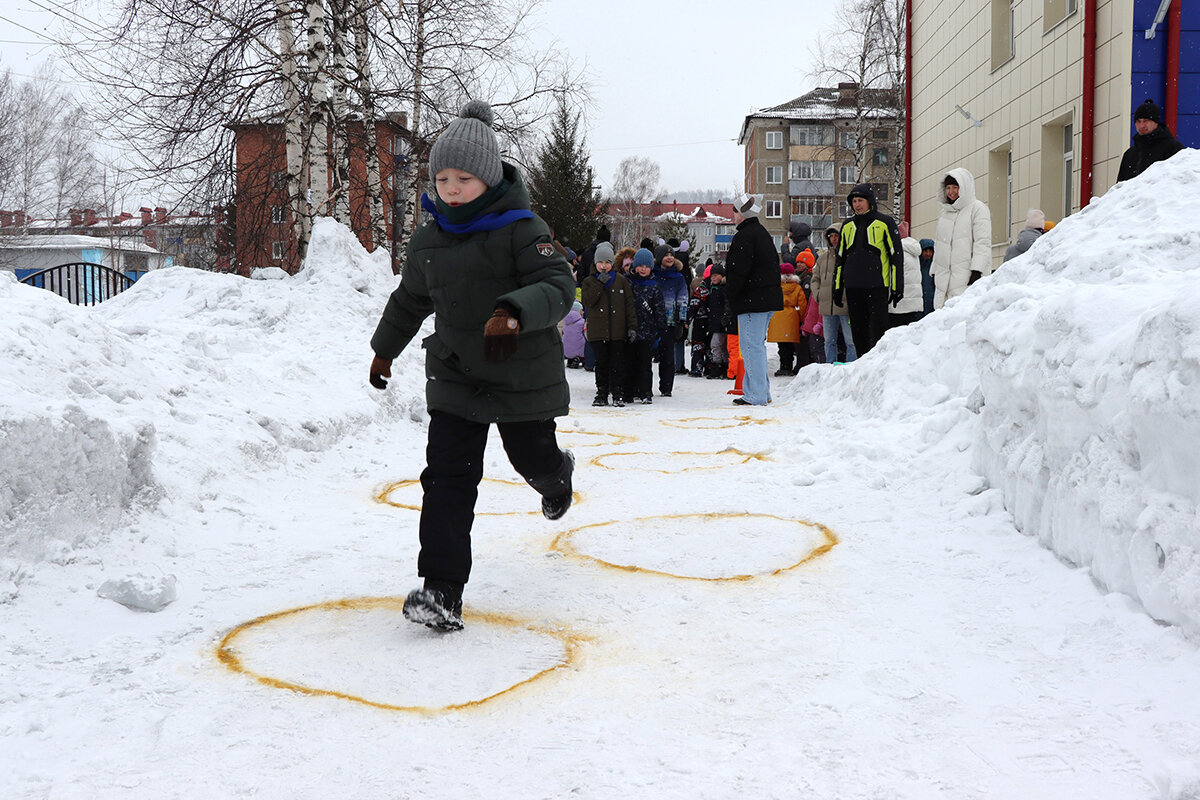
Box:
[627,273,657,288]
[421,193,534,234]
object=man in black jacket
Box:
[724,193,783,405]
[833,183,902,357]
[1117,98,1185,183]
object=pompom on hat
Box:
[428,100,503,187]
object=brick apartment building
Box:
[737,83,903,248]
[230,113,409,274]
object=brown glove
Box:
[369,355,392,389]
[483,307,520,363]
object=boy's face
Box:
[435,168,488,206]
[711,273,724,284]
[921,247,934,259]
[596,260,613,273]
[635,264,652,277]
[662,254,676,268]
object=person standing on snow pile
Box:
[725,193,784,406]
[931,168,991,309]
[581,241,638,407]
[1003,209,1047,263]
[812,222,856,363]
[653,244,689,397]
[624,248,668,404]
[888,221,926,329]
[767,261,806,376]
[918,238,935,315]
[1116,98,1185,184]
[833,183,902,358]
[368,100,576,633]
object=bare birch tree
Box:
[607,156,661,247]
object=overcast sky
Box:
[1,0,843,199]
[531,0,841,198]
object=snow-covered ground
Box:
[2,154,1200,799]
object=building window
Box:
[839,131,858,149]
[270,205,285,224]
[789,161,835,181]
[871,183,889,203]
[838,201,851,219]
[1040,115,1073,225]
[790,125,831,146]
[765,200,783,218]
[765,130,783,149]
[992,0,1014,69]
[765,165,784,184]
[989,144,1013,242]
[838,165,857,185]
[704,225,713,236]
[272,241,284,261]
[872,128,890,140]
[1062,124,1074,220]
[872,148,889,166]
[1044,0,1077,31]
[272,171,289,190]
[791,196,829,217]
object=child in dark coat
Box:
[624,248,667,403]
[368,101,575,632]
[580,241,637,406]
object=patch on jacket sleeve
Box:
[536,243,554,257]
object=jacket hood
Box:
[847,183,877,212]
[824,222,843,245]
[788,219,813,241]
[941,167,978,209]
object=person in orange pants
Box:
[726,332,744,395]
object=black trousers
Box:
[845,287,891,356]
[418,411,567,586]
[776,342,797,371]
[625,339,655,400]
[657,330,676,394]
[591,340,627,399]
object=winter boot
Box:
[592,393,608,407]
[403,580,464,632]
[531,450,575,521]
[612,396,626,407]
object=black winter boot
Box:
[530,450,575,521]
[403,579,464,632]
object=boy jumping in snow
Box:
[368,101,576,632]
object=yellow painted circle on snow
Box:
[589,449,770,472]
[216,596,585,714]
[551,513,837,582]
[661,415,778,429]
[557,428,638,447]
[376,479,582,515]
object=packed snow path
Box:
[4,366,1199,798]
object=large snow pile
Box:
[0,219,423,597]
[783,149,1200,638]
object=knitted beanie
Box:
[1134,98,1162,124]
[1025,208,1046,230]
[780,264,795,275]
[632,248,655,269]
[653,244,672,264]
[594,242,615,264]
[428,100,503,187]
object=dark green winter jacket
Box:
[370,163,575,423]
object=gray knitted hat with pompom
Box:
[428,100,503,187]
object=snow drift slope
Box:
[0,219,424,598]
[783,149,1200,638]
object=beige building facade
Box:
[909,0,1135,265]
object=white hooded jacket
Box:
[890,236,925,316]
[932,167,991,309]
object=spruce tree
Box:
[526,95,607,251]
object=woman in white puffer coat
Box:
[932,167,991,309]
